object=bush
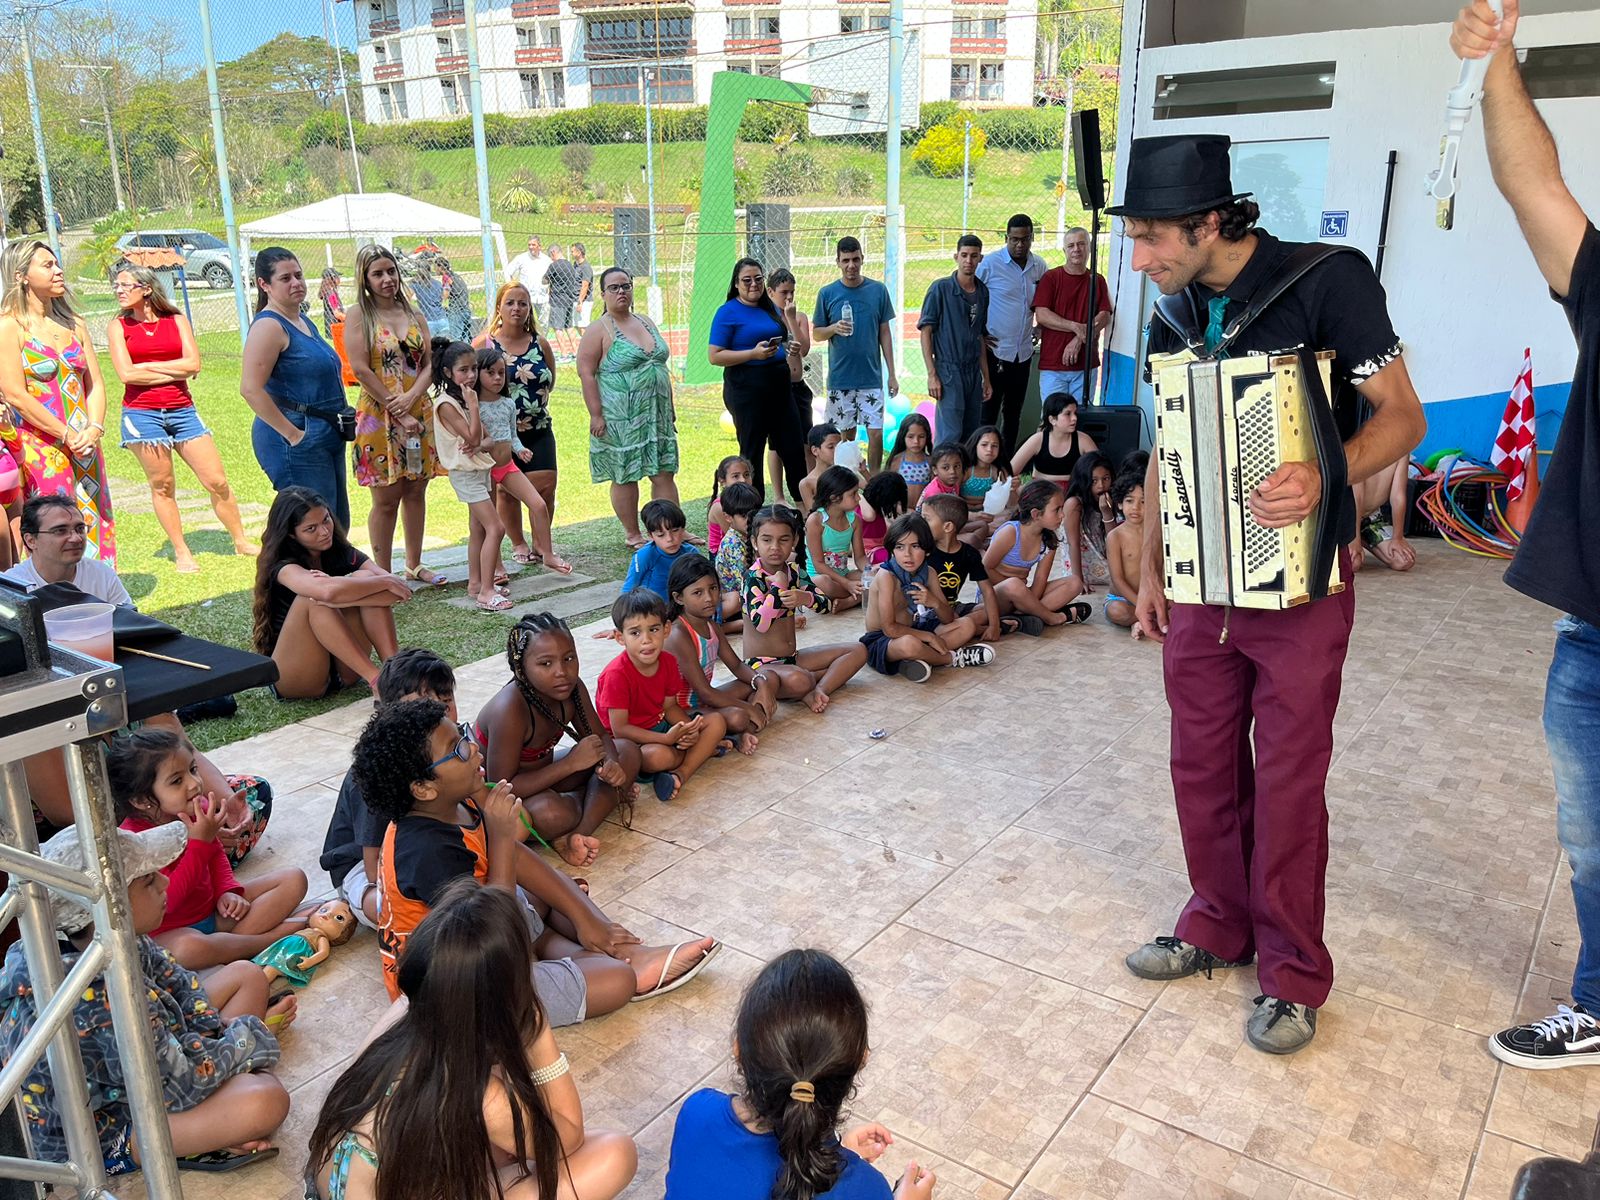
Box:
[560,142,594,181]
[761,146,818,197]
[738,102,807,144]
[90,210,137,238]
[911,123,986,178]
[835,165,873,198]
[298,110,371,152]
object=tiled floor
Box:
[115,540,1591,1200]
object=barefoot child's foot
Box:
[804,688,831,714]
[737,731,759,755]
[233,540,261,557]
[554,832,600,868]
[628,937,720,1002]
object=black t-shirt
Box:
[1143,229,1404,545]
[266,547,369,649]
[318,772,389,889]
[931,541,989,604]
[1505,223,1600,627]
[391,806,483,905]
[546,259,581,306]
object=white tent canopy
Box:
[238,192,508,275]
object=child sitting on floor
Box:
[716,482,764,627]
[623,499,702,598]
[665,948,936,1200]
[860,513,994,683]
[479,614,642,869]
[306,878,637,1200]
[961,424,1013,543]
[357,698,720,1014]
[887,414,934,506]
[666,556,778,756]
[797,423,843,512]
[708,454,755,556]
[0,823,291,1177]
[597,590,728,803]
[742,505,868,713]
[983,481,1093,629]
[858,471,909,569]
[920,493,1042,640]
[1061,451,1116,594]
[112,729,309,972]
[919,441,967,501]
[320,647,460,929]
[1103,470,1146,637]
[805,466,866,611]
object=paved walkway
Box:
[111,540,1588,1200]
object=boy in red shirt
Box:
[596,590,727,803]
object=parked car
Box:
[113,229,234,289]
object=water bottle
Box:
[839,301,854,336]
[404,433,423,475]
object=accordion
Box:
[1151,347,1347,610]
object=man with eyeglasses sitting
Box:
[5,493,132,606]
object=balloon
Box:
[719,410,736,435]
[885,391,913,423]
[914,400,937,441]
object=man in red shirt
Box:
[1033,227,1111,405]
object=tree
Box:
[1036,0,1122,86]
[214,33,359,128]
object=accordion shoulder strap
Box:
[1298,346,1350,602]
[1152,242,1362,354]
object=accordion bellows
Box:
[1152,349,1344,610]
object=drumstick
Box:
[121,646,213,670]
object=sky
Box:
[109,0,358,71]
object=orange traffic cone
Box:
[1506,440,1541,534]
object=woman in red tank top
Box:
[107,265,256,572]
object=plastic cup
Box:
[43,602,117,662]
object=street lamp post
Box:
[63,63,126,212]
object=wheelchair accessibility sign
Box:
[1320,211,1350,238]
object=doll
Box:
[253,899,356,989]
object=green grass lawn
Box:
[119,332,739,750]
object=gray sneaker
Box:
[1247,994,1318,1054]
[1124,935,1253,981]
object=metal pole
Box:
[198,0,252,347]
[1375,149,1399,281]
[63,742,186,1200]
[884,0,904,375]
[641,66,657,282]
[20,14,61,263]
[325,0,365,192]
[462,0,498,295]
[961,120,971,230]
[1056,75,1075,253]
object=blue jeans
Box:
[1038,368,1090,402]
[251,410,350,531]
[1548,614,1600,1009]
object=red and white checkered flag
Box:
[1491,348,1535,501]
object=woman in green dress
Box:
[575,266,680,548]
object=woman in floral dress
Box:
[342,245,440,582]
[0,240,115,565]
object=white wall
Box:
[1105,4,1599,450]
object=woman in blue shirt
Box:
[240,248,352,529]
[708,257,807,503]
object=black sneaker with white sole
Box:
[896,660,933,683]
[950,643,995,668]
[1490,1004,1600,1069]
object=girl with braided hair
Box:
[476,612,641,869]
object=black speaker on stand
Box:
[1071,108,1107,408]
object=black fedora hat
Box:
[1106,134,1253,219]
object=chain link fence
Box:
[2,0,1120,373]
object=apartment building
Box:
[355,0,1038,123]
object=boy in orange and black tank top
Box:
[352,697,723,1021]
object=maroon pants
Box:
[1164,571,1355,1009]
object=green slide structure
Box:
[683,71,812,387]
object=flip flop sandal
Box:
[630,940,722,1003]
[513,547,542,565]
[652,772,681,802]
[177,1148,279,1173]
[476,595,515,613]
[403,566,447,587]
[1062,602,1093,625]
